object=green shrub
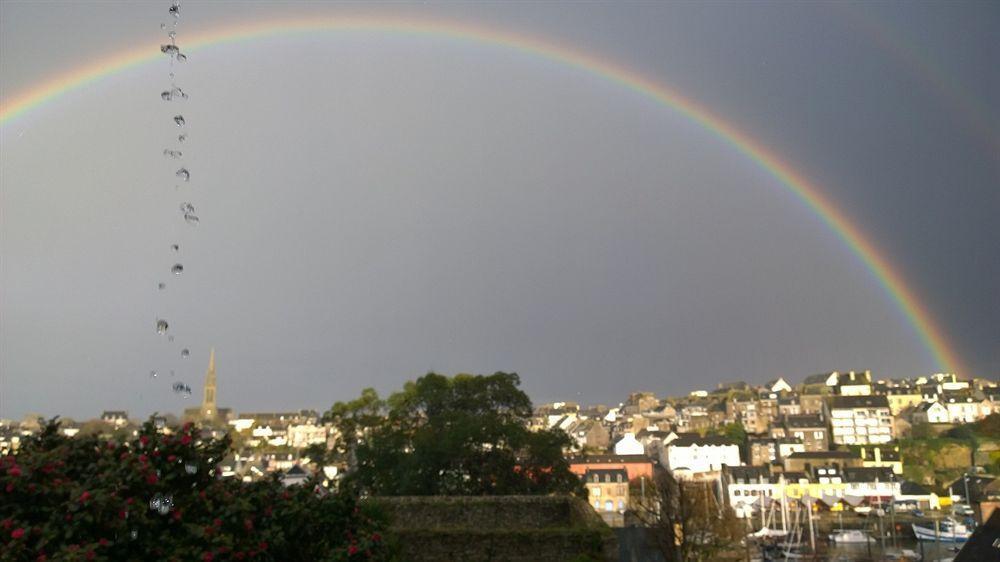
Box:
[1,419,390,561]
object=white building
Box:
[910,401,949,424]
[829,395,893,445]
[287,423,329,449]
[666,435,741,475]
[941,393,991,424]
[614,432,645,455]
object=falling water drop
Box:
[168,3,179,18]
[176,53,187,63]
[169,87,188,100]
[160,23,167,30]
[178,133,187,143]
[173,382,192,396]
[150,370,158,378]
[173,115,185,126]
[175,168,190,181]
[171,264,184,275]
[160,44,179,56]
[155,319,169,335]
[180,202,195,214]
[168,31,177,40]
[184,213,200,225]
[163,149,182,159]
[161,91,172,101]
[171,244,180,252]
[181,348,190,358]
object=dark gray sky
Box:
[1,1,997,420]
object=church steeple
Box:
[200,348,217,420]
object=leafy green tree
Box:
[325,372,584,496]
[1,419,390,561]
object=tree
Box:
[1,419,390,561]
[325,372,584,497]
[628,471,743,562]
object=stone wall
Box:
[377,495,617,562]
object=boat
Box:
[829,529,874,543]
[911,518,972,542]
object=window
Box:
[616,474,622,483]
[618,500,625,511]
[605,500,613,512]
[592,487,601,497]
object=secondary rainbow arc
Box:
[0,16,966,377]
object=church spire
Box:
[201,348,217,420]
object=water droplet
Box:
[173,115,185,127]
[163,149,182,159]
[169,87,188,100]
[171,244,180,252]
[177,53,187,63]
[150,370,158,378]
[168,31,177,40]
[168,3,180,18]
[156,319,169,335]
[184,213,200,225]
[160,44,179,56]
[172,264,184,275]
[181,348,190,358]
[158,282,166,290]
[160,23,167,30]
[175,168,190,181]
[172,382,192,396]
[180,202,195,214]
[161,91,172,101]
[185,463,198,474]
[178,133,187,143]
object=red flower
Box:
[106,441,116,450]
[8,466,21,477]
[80,491,91,502]
[5,483,13,493]
[119,509,128,520]
[65,514,73,522]
[99,538,110,547]
[180,434,192,446]
[146,473,159,485]
[86,550,95,561]
[139,435,150,447]
[138,454,149,465]
[258,542,268,551]
[11,528,25,539]
[348,544,358,555]
[371,532,381,542]
[35,555,47,562]
[172,509,182,521]
[41,464,54,474]
[167,455,177,463]
[152,450,161,457]
[126,497,135,505]
[243,518,253,531]
[202,553,214,561]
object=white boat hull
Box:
[912,523,970,542]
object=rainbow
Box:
[0,16,966,376]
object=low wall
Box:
[378,495,617,562]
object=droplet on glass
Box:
[176,53,187,63]
[156,319,169,335]
[172,382,192,396]
[169,87,188,100]
[158,282,166,290]
[168,31,177,40]
[171,244,180,252]
[168,3,179,18]
[175,168,190,181]
[181,348,190,358]
[171,263,183,275]
[163,149,182,159]
[150,370,158,378]
[173,115,185,126]
[160,44,179,56]
[178,133,187,143]
[161,91,172,101]
[160,23,167,30]
[179,202,195,214]
[184,213,200,225]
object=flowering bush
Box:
[1,420,390,561]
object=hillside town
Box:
[4,354,998,543]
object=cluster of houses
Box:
[536,371,1000,527]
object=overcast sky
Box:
[1,1,997,421]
